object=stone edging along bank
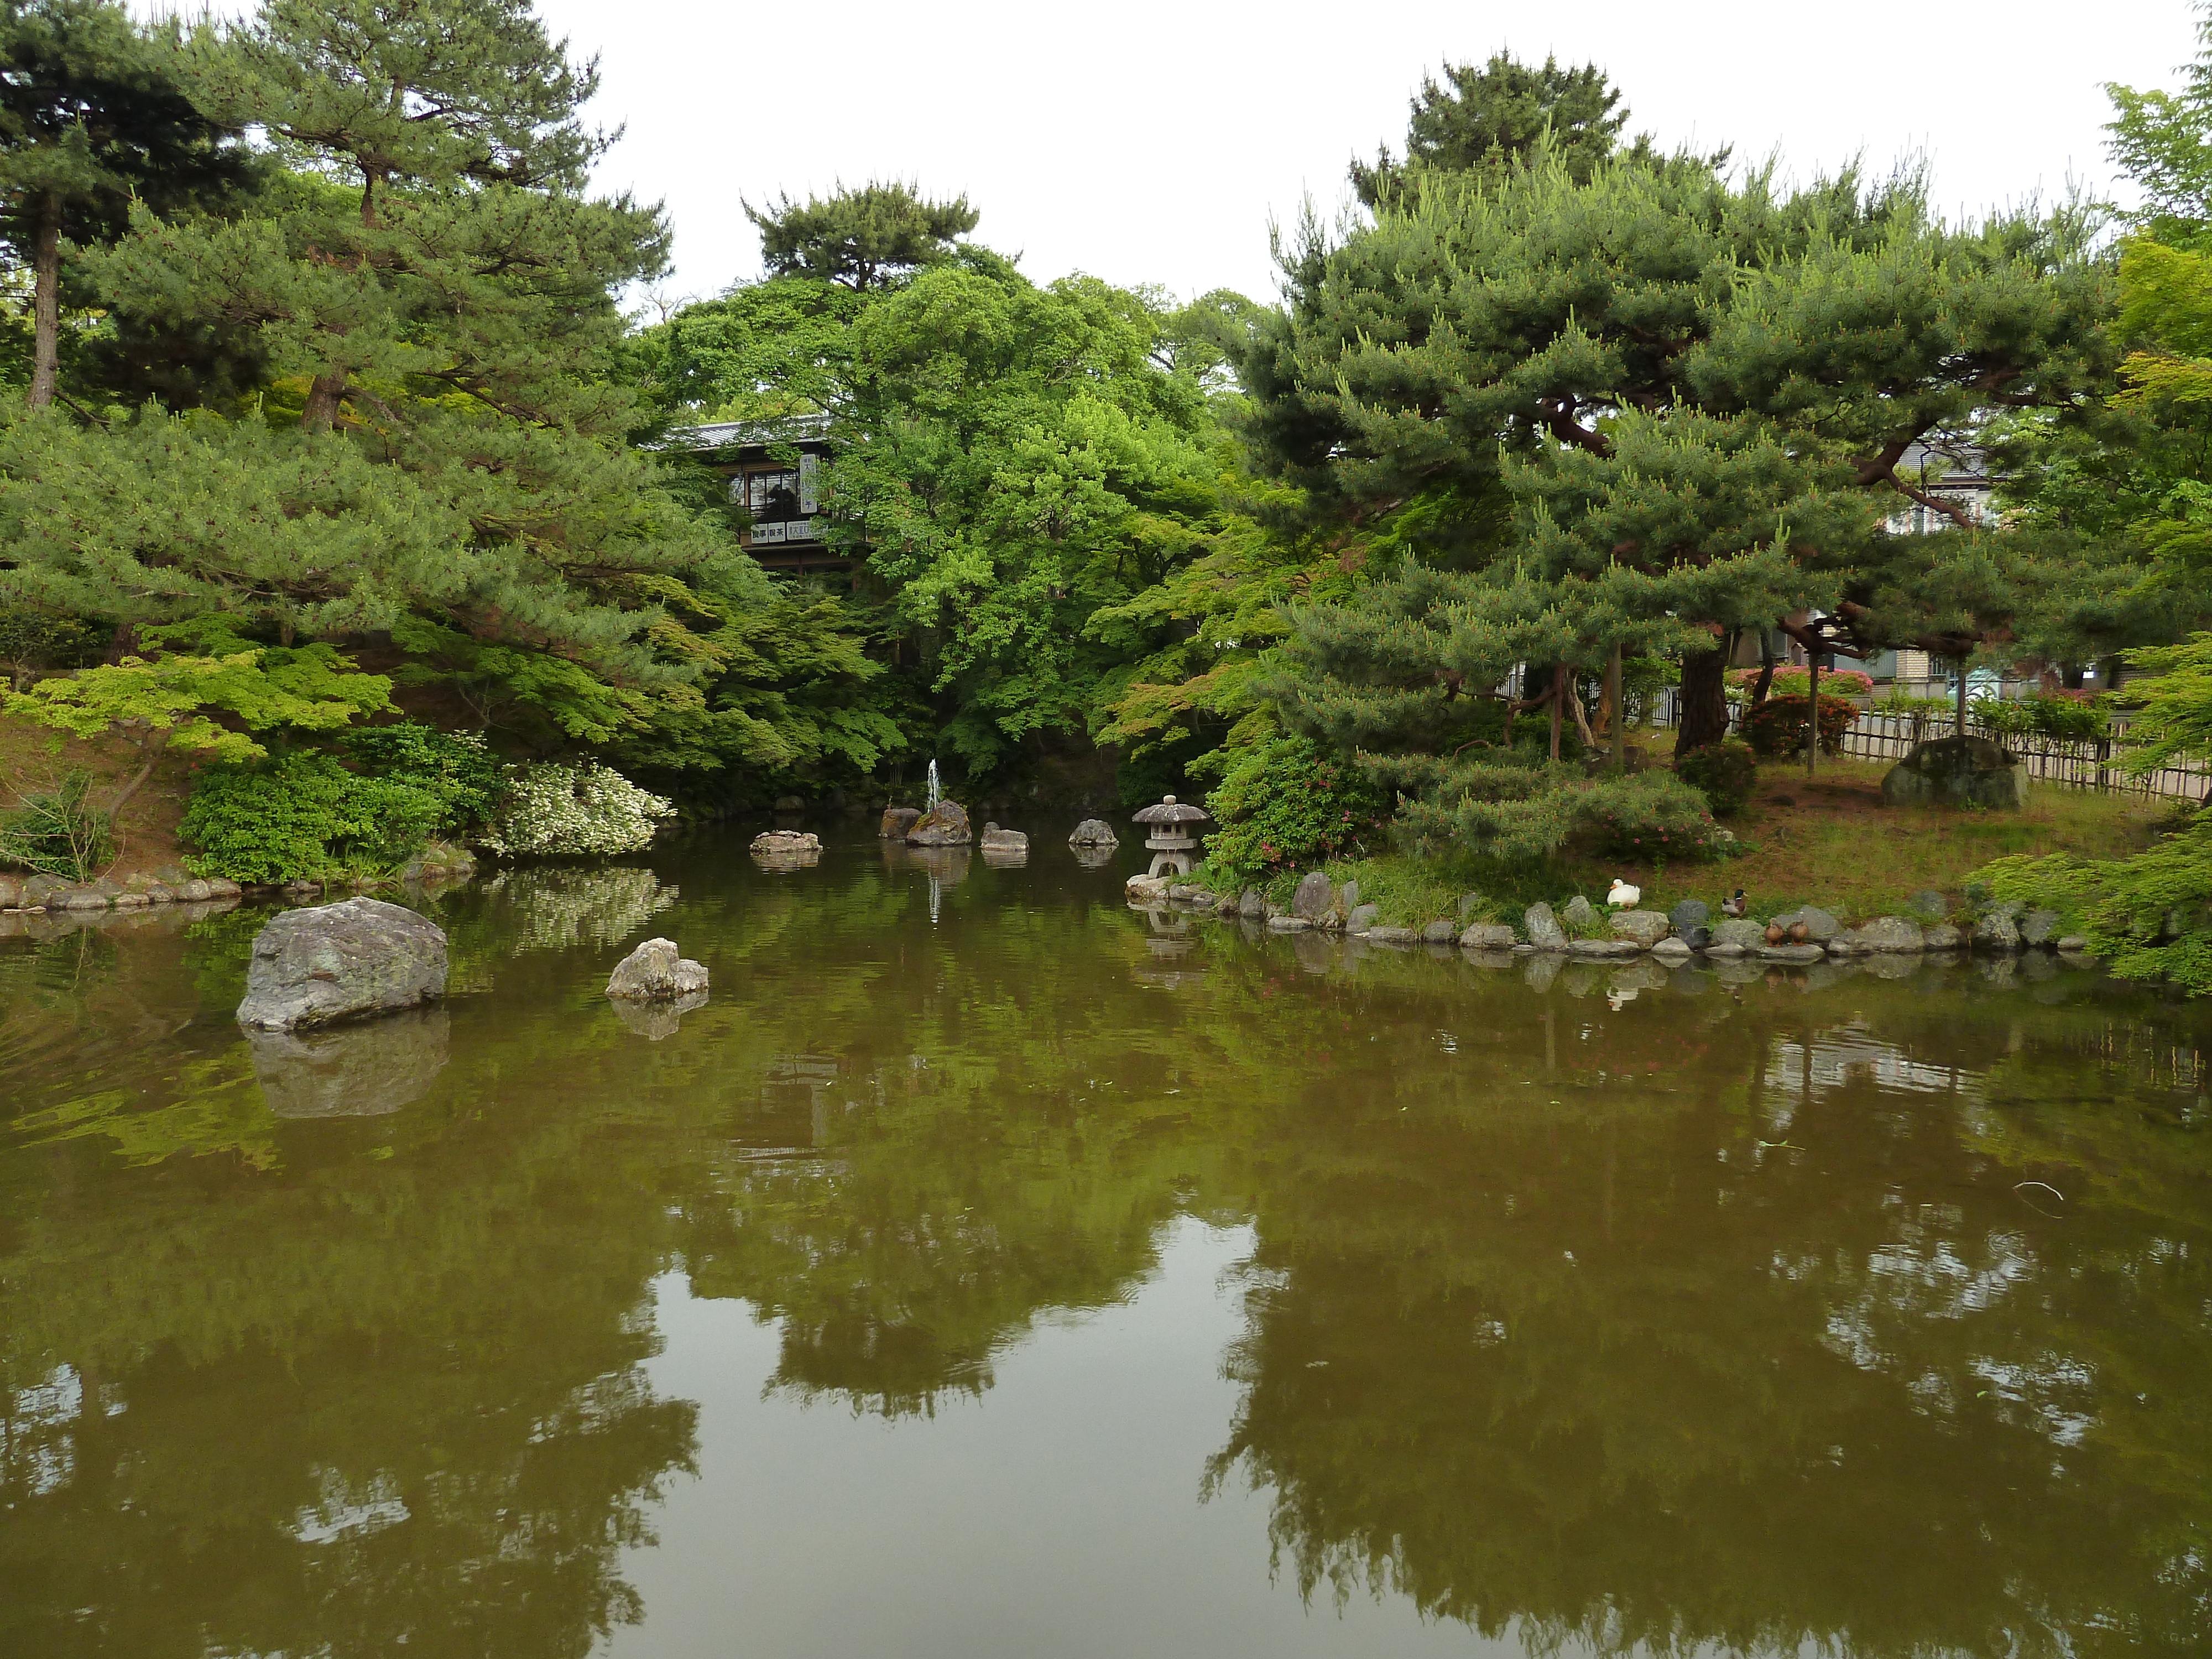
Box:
[1124,872,2087,962]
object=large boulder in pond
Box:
[1068,818,1119,846]
[1882,735,2028,810]
[236,898,447,1031]
[879,806,921,839]
[905,800,973,845]
[607,937,709,1000]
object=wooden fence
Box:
[1645,691,2212,803]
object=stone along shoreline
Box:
[1127,870,2088,964]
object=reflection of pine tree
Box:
[1202,984,2212,1657]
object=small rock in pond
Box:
[2020,908,2063,947]
[606,937,709,1001]
[1420,920,1457,944]
[1346,902,1380,933]
[906,800,973,846]
[1068,818,1119,846]
[750,830,822,856]
[1238,889,1265,919]
[880,806,922,839]
[1562,895,1596,932]
[1668,899,1709,931]
[1459,922,1516,951]
[1923,924,1965,950]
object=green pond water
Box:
[2,828,2210,1659]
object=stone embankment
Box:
[1127,873,2089,964]
[1,846,477,917]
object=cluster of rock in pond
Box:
[1129,868,2090,966]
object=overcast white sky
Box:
[186,0,2212,306]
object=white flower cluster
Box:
[479,761,675,858]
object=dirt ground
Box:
[0,714,200,880]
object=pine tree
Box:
[1349,53,1634,206]
[0,0,251,408]
[0,0,751,747]
[744,180,977,292]
[1243,143,2115,780]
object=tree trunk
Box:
[301,369,348,432]
[28,193,60,410]
[1806,653,1821,778]
[1548,665,1564,762]
[1603,644,1625,769]
[1674,646,1731,760]
[1751,626,1777,709]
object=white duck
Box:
[1606,878,1641,909]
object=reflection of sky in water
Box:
[606,1222,1504,1659]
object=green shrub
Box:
[337,723,502,831]
[1197,736,1394,887]
[0,769,115,881]
[1743,692,1859,759]
[2018,692,2110,742]
[1675,738,1758,817]
[181,754,446,883]
[1584,770,1733,860]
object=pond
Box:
[2,828,2208,1658]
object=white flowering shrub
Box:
[478,761,675,858]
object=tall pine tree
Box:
[0,0,251,407]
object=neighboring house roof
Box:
[664,413,833,452]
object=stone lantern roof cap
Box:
[1132,795,1210,825]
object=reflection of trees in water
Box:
[1199,983,2212,1658]
[680,1049,1196,1420]
[0,989,705,1657]
[477,864,675,954]
[7,860,2212,1657]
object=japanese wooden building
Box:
[668,414,854,577]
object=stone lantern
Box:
[1131,795,1210,878]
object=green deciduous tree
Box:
[3,633,392,807]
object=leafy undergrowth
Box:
[1192,731,2167,930]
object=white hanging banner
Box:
[798,452,820,514]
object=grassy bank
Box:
[1202,742,2169,932]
